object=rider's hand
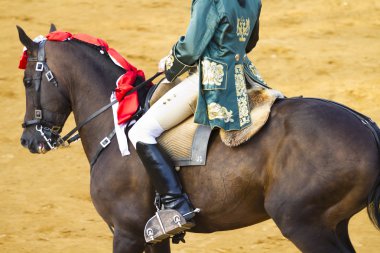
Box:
[158,50,173,72]
[158,56,167,72]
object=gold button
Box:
[235,54,240,61]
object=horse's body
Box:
[18,26,380,253]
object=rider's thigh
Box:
[148,74,199,130]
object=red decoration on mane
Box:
[46,31,109,50]
[19,31,150,125]
[18,50,28,69]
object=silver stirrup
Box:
[144,208,200,244]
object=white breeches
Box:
[128,73,199,148]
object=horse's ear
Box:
[16,25,35,50]
[49,23,57,33]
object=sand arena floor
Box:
[1,0,380,252]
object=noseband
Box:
[22,40,67,150]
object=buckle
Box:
[35,62,44,72]
[51,126,61,133]
[56,137,69,148]
[35,110,42,119]
[100,137,111,148]
[45,71,54,82]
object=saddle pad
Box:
[220,88,283,147]
[158,116,211,167]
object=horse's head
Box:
[17,25,71,154]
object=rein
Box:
[60,71,164,145]
[23,39,164,159]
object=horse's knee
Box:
[145,239,171,253]
[113,228,145,253]
[267,211,299,240]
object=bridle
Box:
[22,39,164,160]
[22,40,68,151]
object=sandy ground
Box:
[1,0,380,252]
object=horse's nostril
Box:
[20,137,28,147]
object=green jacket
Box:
[165,0,265,131]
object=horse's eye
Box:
[23,78,32,87]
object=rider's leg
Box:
[128,73,199,221]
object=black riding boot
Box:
[136,142,196,221]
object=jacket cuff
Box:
[165,46,193,82]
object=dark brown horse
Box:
[17,25,380,253]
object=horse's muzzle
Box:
[20,126,55,154]
[20,135,44,154]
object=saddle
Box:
[147,80,283,167]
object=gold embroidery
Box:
[235,65,251,126]
[237,17,250,42]
[249,63,264,82]
[202,59,225,86]
[207,102,234,123]
[165,55,174,70]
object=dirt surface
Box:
[1,0,380,252]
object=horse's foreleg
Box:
[113,227,145,253]
[112,227,171,253]
[336,219,356,253]
[145,239,171,253]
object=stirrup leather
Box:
[144,208,200,244]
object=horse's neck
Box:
[56,41,124,162]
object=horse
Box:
[17,25,380,253]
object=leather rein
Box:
[23,39,163,163]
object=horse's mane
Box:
[45,31,134,75]
[43,31,151,121]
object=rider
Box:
[128,0,265,233]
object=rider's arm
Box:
[165,0,220,82]
[246,1,262,54]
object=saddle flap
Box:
[158,117,211,167]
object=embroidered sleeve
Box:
[165,47,194,82]
[174,0,220,65]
